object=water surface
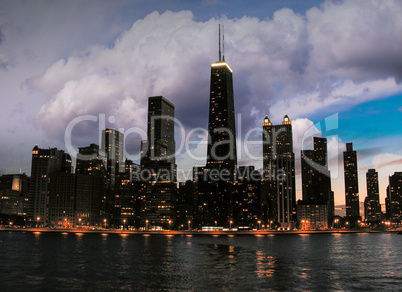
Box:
[0,232,401,291]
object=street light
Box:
[257,220,261,230]
[334,218,339,229]
[146,220,149,230]
[229,220,233,230]
[123,219,126,230]
[168,220,172,230]
[64,218,68,229]
[104,219,107,229]
[188,220,191,231]
[36,217,40,228]
[78,218,82,229]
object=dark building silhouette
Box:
[102,129,124,186]
[386,172,402,223]
[233,166,261,228]
[176,180,196,229]
[141,96,177,229]
[196,27,237,227]
[364,169,381,222]
[343,143,360,218]
[299,137,334,225]
[262,115,296,229]
[29,145,71,226]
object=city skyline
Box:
[1,0,402,211]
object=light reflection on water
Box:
[0,232,402,291]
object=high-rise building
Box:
[386,172,402,223]
[364,169,381,222]
[29,145,71,226]
[75,143,107,225]
[343,143,360,218]
[145,96,176,164]
[300,137,334,224]
[141,96,177,229]
[206,50,236,176]
[102,129,124,186]
[196,26,237,227]
[262,115,296,229]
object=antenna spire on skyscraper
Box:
[219,22,221,62]
[222,24,225,62]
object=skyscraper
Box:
[196,26,237,227]
[386,172,402,222]
[343,142,360,218]
[141,96,177,229]
[29,145,71,226]
[206,44,237,176]
[75,143,106,225]
[262,115,296,229]
[102,129,124,186]
[364,169,381,222]
[298,137,335,227]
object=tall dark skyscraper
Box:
[300,137,334,222]
[196,26,237,227]
[206,39,237,176]
[301,137,334,214]
[262,115,296,229]
[141,96,177,229]
[386,172,402,222]
[29,145,71,226]
[146,96,176,164]
[343,142,360,218]
[102,129,124,186]
[75,143,107,225]
[364,169,381,222]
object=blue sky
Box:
[0,0,401,211]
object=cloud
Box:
[28,2,402,176]
[0,27,11,70]
[372,153,402,171]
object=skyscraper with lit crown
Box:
[196,25,237,227]
[262,115,296,229]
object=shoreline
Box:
[1,227,400,236]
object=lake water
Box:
[0,232,401,291]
